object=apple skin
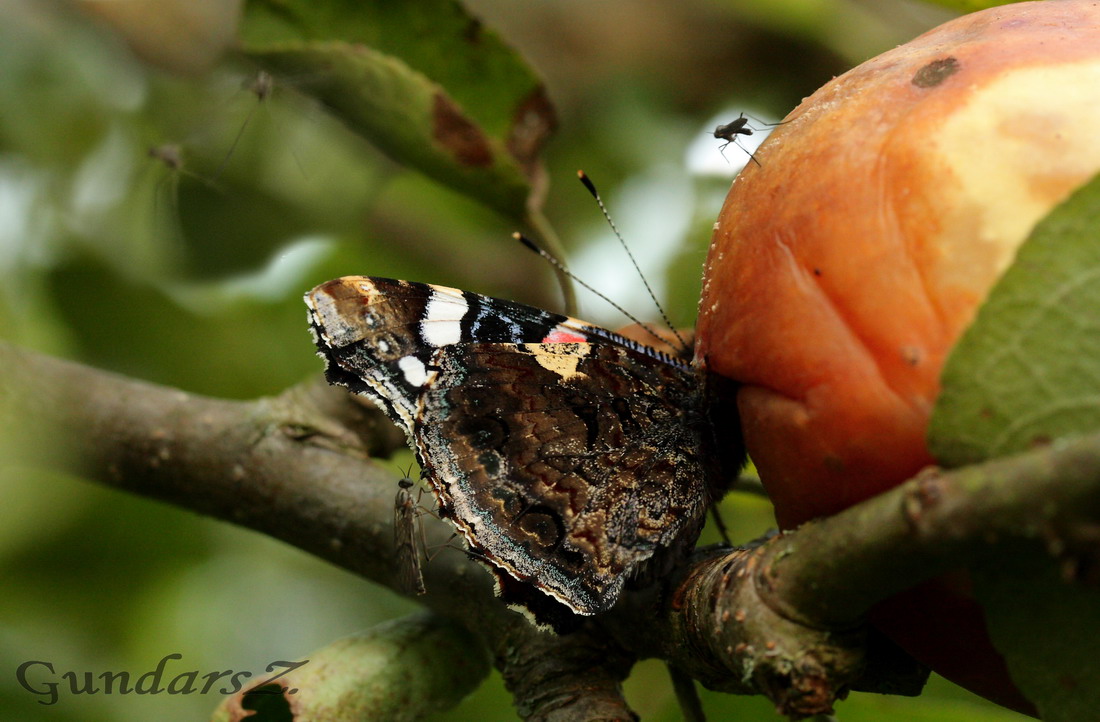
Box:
[695,0,1100,715]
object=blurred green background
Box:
[0,0,1034,719]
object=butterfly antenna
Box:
[576,171,690,354]
[514,233,679,354]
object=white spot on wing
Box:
[398,355,429,386]
[422,291,467,347]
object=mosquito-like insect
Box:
[713,112,786,166]
[394,467,428,596]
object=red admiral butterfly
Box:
[306,276,740,626]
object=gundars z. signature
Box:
[15,654,307,706]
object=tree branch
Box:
[6,340,1100,719]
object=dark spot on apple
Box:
[912,57,960,88]
[432,93,493,167]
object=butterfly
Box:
[306,276,741,628]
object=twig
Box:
[525,207,577,316]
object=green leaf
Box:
[929,172,1100,718]
[929,171,1100,466]
[239,0,556,221]
[971,545,1100,722]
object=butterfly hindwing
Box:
[418,341,711,614]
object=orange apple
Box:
[695,0,1100,714]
